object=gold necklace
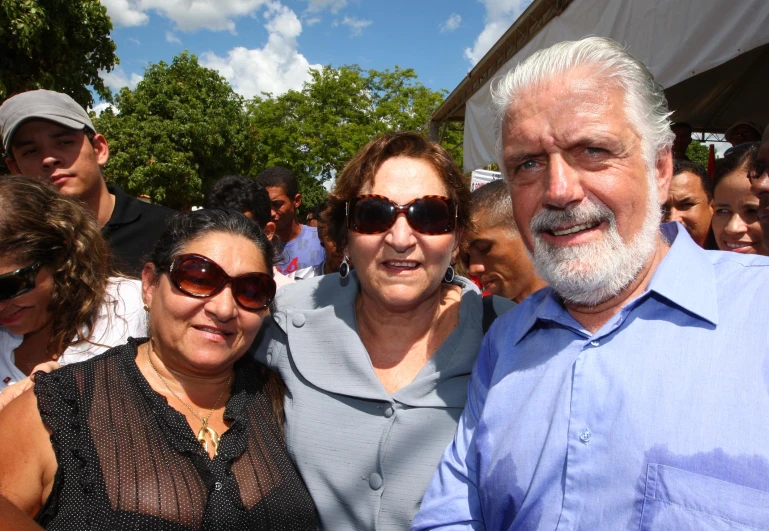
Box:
[145,342,232,455]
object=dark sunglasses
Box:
[0,262,42,302]
[161,254,276,311]
[346,194,457,235]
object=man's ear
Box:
[92,133,110,166]
[656,149,674,206]
[264,221,276,240]
[5,157,20,174]
[293,193,302,209]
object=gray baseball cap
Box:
[0,89,96,152]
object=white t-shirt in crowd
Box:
[277,225,325,280]
[0,277,145,389]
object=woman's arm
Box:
[0,362,60,412]
[0,493,44,531]
[0,389,58,518]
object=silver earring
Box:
[339,255,350,278]
[443,264,455,283]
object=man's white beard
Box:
[529,175,662,307]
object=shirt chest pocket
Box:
[640,463,769,530]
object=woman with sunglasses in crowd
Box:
[0,176,144,403]
[0,209,317,530]
[710,143,768,256]
[252,132,514,529]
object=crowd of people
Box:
[0,34,767,530]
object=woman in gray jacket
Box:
[253,133,514,530]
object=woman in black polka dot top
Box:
[0,209,317,530]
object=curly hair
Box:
[322,132,472,253]
[0,176,113,356]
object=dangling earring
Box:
[143,304,150,312]
[339,255,350,278]
[443,263,455,283]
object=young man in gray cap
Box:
[0,89,173,276]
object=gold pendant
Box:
[197,423,221,454]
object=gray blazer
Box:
[251,271,514,530]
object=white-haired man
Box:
[412,37,769,530]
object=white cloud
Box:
[89,102,117,116]
[100,67,143,91]
[305,16,321,26]
[101,0,149,26]
[103,0,271,33]
[166,32,182,44]
[302,0,347,13]
[200,3,321,98]
[440,13,462,33]
[341,16,371,37]
[465,0,530,65]
[128,37,141,45]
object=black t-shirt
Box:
[102,184,175,277]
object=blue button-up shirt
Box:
[412,223,769,530]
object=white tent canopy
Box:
[461,0,769,171]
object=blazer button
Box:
[384,406,394,418]
[292,313,306,327]
[369,473,383,490]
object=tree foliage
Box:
[0,0,118,107]
[686,140,711,169]
[246,65,456,208]
[95,52,256,209]
[95,56,460,210]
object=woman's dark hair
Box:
[322,132,471,252]
[149,208,274,275]
[0,176,113,355]
[713,143,759,190]
[146,208,286,428]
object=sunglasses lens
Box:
[352,197,396,234]
[0,277,27,301]
[233,274,276,310]
[0,264,38,302]
[409,197,453,233]
[172,257,225,296]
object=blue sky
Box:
[95,0,533,111]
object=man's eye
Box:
[22,148,36,156]
[585,147,607,156]
[715,208,731,215]
[518,160,537,171]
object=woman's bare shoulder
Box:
[0,388,57,516]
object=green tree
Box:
[687,140,710,169]
[246,65,454,210]
[94,52,256,209]
[0,0,118,107]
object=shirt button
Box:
[214,481,222,491]
[292,313,306,327]
[590,340,599,347]
[384,406,394,418]
[579,428,591,443]
[369,473,383,490]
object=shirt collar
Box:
[106,183,142,228]
[511,221,718,344]
[645,222,719,326]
